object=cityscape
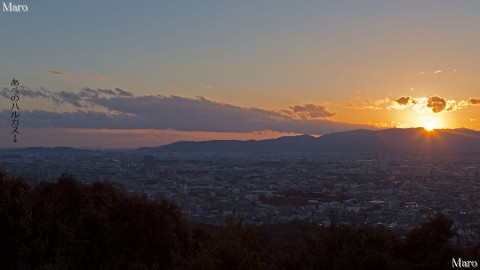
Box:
[3,134,480,247]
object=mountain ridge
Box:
[137,128,480,154]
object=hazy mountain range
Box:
[138,128,480,154]
[2,128,480,154]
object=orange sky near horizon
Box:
[0,128,302,148]
[2,1,480,147]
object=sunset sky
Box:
[1,1,480,148]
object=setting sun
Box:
[424,122,435,131]
[417,115,444,131]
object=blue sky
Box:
[1,1,480,147]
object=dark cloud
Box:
[391,95,458,113]
[79,87,115,98]
[469,98,480,105]
[50,70,69,77]
[289,104,336,119]
[395,96,416,105]
[114,88,134,96]
[0,89,372,134]
[39,87,136,107]
[98,88,116,95]
[1,87,49,99]
[4,110,131,129]
[56,90,84,107]
[79,87,99,97]
[426,96,447,113]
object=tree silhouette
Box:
[0,170,478,270]
[402,212,460,270]
[193,211,268,270]
[0,172,31,269]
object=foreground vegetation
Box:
[0,171,479,269]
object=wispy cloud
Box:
[469,98,480,105]
[50,70,70,77]
[373,121,408,129]
[94,75,106,81]
[346,98,390,110]
[287,104,336,119]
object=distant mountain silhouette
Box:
[137,128,480,154]
[2,147,93,154]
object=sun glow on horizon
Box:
[424,122,435,131]
[417,115,444,131]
